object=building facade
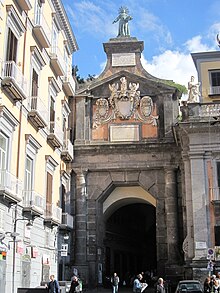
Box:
[70,38,220,287]
[0,0,77,292]
[70,36,184,287]
[177,50,220,279]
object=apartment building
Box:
[0,0,78,292]
[191,51,220,102]
[176,50,220,279]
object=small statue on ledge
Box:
[187,75,201,103]
[113,6,132,37]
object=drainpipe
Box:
[12,11,28,293]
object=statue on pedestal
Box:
[113,6,132,37]
[187,76,201,103]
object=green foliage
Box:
[163,80,187,94]
[72,66,96,84]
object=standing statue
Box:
[188,76,201,103]
[113,6,132,37]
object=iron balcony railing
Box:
[61,212,73,229]
[23,190,45,214]
[48,121,63,145]
[45,203,62,223]
[50,46,65,75]
[210,187,220,201]
[33,12,51,45]
[2,61,28,98]
[27,96,48,125]
[62,74,76,96]
[62,138,73,156]
[0,169,23,200]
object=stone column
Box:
[164,167,179,263]
[182,153,194,261]
[189,152,209,260]
[74,170,88,281]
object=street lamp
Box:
[11,218,34,293]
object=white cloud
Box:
[184,36,213,53]
[141,34,217,88]
[66,1,116,37]
[135,9,173,45]
[142,50,196,88]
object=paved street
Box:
[85,286,156,293]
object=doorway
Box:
[104,203,156,285]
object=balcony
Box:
[22,190,45,217]
[16,0,32,10]
[47,122,63,149]
[44,203,62,227]
[32,13,51,48]
[180,102,220,122]
[61,138,73,162]
[27,96,48,129]
[1,61,28,101]
[210,187,220,201]
[50,46,65,76]
[62,75,76,96]
[0,170,22,205]
[59,212,73,230]
[209,86,220,95]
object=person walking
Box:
[204,277,211,293]
[47,275,60,293]
[111,272,120,293]
[133,274,143,293]
[156,278,166,293]
[69,275,80,293]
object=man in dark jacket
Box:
[69,275,80,293]
[47,275,60,293]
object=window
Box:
[6,28,18,62]
[24,155,33,191]
[5,5,25,62]
[34,0,42,25]
[46,171,53,205]
[24,134,41,197]
[217,162,220,189]
[31,69,39,96]
[0,132,8,171]
[45,155,58,215]
[49,97,55,133]
[211,71,220,87]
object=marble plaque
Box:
[112,53,136,67]
[110,125,139,142]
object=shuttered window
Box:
[6,28,18,62]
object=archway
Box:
[102,186,157,286]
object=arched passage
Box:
[102,186,157,285]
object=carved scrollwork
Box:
[93,77,158,128]
[135,96,159,126]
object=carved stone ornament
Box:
[93,77,159,128]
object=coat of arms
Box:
[93,77,158,128]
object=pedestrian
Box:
[69,275,80,293]
[212,280,220,293]
[156,278,166,293]
[133,274,144,293]
[47,275,60,293]
[111,272,120,293]
[204,277,211,293]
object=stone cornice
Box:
[51,0,78,53]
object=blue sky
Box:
[63,0,220,87]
